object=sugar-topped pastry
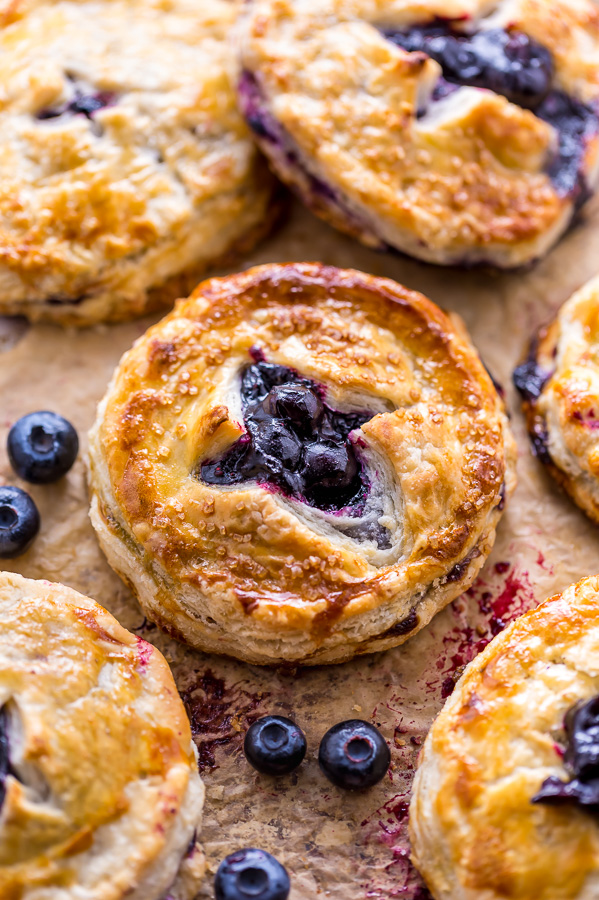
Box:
[410,575,599,900]
[0,572,205,900]
[88,262,516,666]
[237,0,599,268]
[514,274,599,523]
[0,0,277,325]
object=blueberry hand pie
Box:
[237,0,599,268]
[514,274,599,523]
[0,572,205,900]
[0,0,277,325]
[88,262,516,666]
[410,575,599,900]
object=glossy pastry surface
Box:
[0,572,205,900]
[0,0,276,325]
[410,575,599,900]
[515,274,599,523]
[237,0,599,268]
[88,262,516,665]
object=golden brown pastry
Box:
[0,0,277,326]
[514,274,599,523]
[237,0,599,268]
[409,575,599,900]
[0,572,205,900]
[87,262,516,666]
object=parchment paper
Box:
[2,198,599,899]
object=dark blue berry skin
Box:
[244,716,307,776]
[200,361,372,512]
[0,486,40,558]
[214,848,290,900]
[319,720,390,790]
[8,411,79,484]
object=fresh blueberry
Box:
[214,848,290,900]
[319,720,390,790]
[244,716,307,776]
[0,486,40,558]
[8,411,79,484]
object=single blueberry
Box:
[244,716,307,776]
[214,848,290,900]
[303,442,357,489]
[263,383,323,432]
[0,486,40,558]
[252,421,302,469]
[8,411,79,484]
[318,720,390,789]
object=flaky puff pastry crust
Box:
[237,0,599,268]
[0,0,277,326]
[0,572,205,900]
[87,262,516,666]
[517,274,599,523]
[409,575,599,900]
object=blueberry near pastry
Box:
[244,716,307,776]
[215,849,290,900]
[237,0,599,268]
[318,720,390,789]
[410,575,599,900]
[8,411,79,483]
[0,572,205,900]
[514,274,599,523]
[0,486,40,559]
[0,0,277,326]
[87,262,516,666]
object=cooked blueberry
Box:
[318,720,390,790]
[533,695,599,811]
[215,848,290,900]
[199,361,372,513]
[263,383,323,432]
[0,486,40,558]
[244,716,307,776]
[8,411,79,483]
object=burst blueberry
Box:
[0,486,40,558]
[244,716,307,776]
[8,411,79,484]
[214,848,290,900]
[318,719,390,790]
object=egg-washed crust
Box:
[518,274,599,524]
[237,0,599,268]
[0,0,278,327]
[409,575,599,900]
[0,572,205,900]
[87,262,517,666]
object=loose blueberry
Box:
[200,361,372,513]
[244,716,307,776]
[8,411,79,484]
[214,848,290,900]
[318,719,390,790]
[533,695,599,811]
[0,486,40,558]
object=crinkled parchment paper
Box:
[2,199,599,899]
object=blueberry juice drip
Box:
[533,695,599,812]
[200,361,372,513]
[384,23,599,200]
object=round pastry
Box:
[87,262,516,666]
[0,0,277,326]
[237,0,599,268]
[409,574,599,900]
[514,274,599,523]
[0,572,205,900]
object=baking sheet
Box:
[2,198,599,899]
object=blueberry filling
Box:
[384,23,599,199]
[533,695,599,812]
[513,352,553,404]
[200,361,373,513]
[0,707,9,809]
[37,89,115,121]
